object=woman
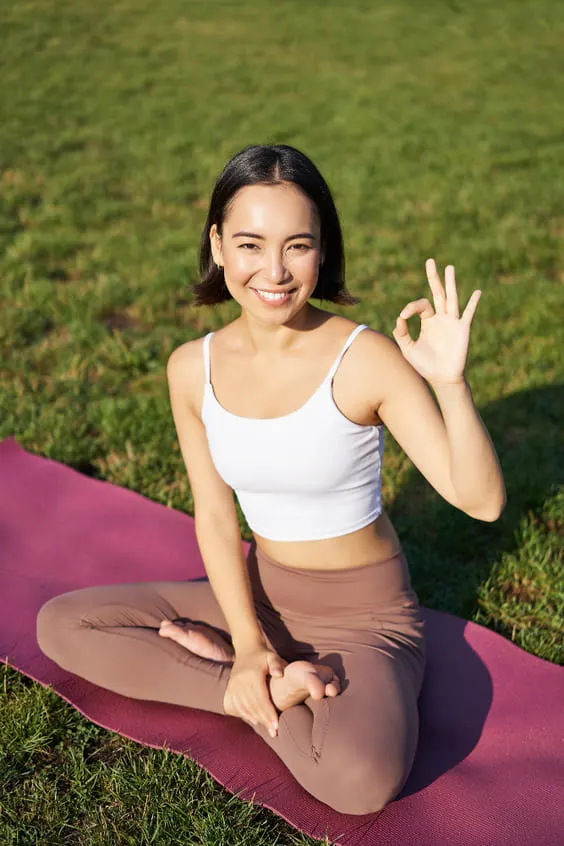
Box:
[36,144,505,815]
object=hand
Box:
[392,258,481,385]
[223,644,286,738]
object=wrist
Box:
[429,376,469,391]
[232,629,267,655]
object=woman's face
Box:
[209,182,324,321]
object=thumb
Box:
[267,652,286,677]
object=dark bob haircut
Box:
[193,144,359,306]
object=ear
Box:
[209,224,223,266]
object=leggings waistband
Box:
[253,540,408,580]
[248,539,419,617]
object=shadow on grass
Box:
[388,383,563,617]
[391,384,563,795]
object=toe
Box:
[306,672,327,700]
[326,673,341,695]
[159,622,186,644]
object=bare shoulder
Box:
[352,325,419,411]
[353,324,402,368]
[167,336,203,369]
[166,336,209,416]
[356,324,401,362]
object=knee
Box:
[36,592,81,658]
[318,758,407,816]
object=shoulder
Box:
[167,337,202,378]
[166,333,212,416]
[346,323,418,410]
[166,323,237,412]
[318,315,403,377]
[347,321,398,363]
[167,321,232,371]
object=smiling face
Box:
[209,182,324,323]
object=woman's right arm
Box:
[167,341,285,736]
[166,341,266,653]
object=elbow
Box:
[465,492,507,522]
[474,508,503,523]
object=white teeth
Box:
[256,289,291,300]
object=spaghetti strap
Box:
[202,332,213,386]
[327,324,368,381]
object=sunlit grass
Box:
[1,0,562,842]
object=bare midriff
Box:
[252,509,403,571]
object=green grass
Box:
[1,0,563,842]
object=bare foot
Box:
[158,620,235,663]
[269,660,341,712]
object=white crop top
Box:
[200,323,385,541]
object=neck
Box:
[237,303,322,354]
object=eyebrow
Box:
[231,231,316,242]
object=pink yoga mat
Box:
[1,436,562,845]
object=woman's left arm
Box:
[421,377,506,521]
[371,258,506,521]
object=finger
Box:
[258,682,280,732]
[425,258,447,314]
[392,320,414,353]
[392,318,412,343]
[461,289,482,323]
[263,709,279,736]
[238,700,258,727]
[250,696,278,735]
[444,264,459,318]
[257,687,279,729]
[399,298,435,320]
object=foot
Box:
[269,660,341,712]
[158,620,235,663]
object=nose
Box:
[265,249,288,284]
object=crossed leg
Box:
[36,578,423,815]
[36,579,340,729]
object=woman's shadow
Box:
[395,383,562,796]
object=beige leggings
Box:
[36,537,426,815]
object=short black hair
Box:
[192,144,359,306]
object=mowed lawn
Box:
[1,0,563,842]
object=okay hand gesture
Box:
[392,259,481,386]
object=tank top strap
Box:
[326,324,368,381]
[202,332,213,385]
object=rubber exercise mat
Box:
[1,436,562,845]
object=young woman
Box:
[36,144,505,816]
